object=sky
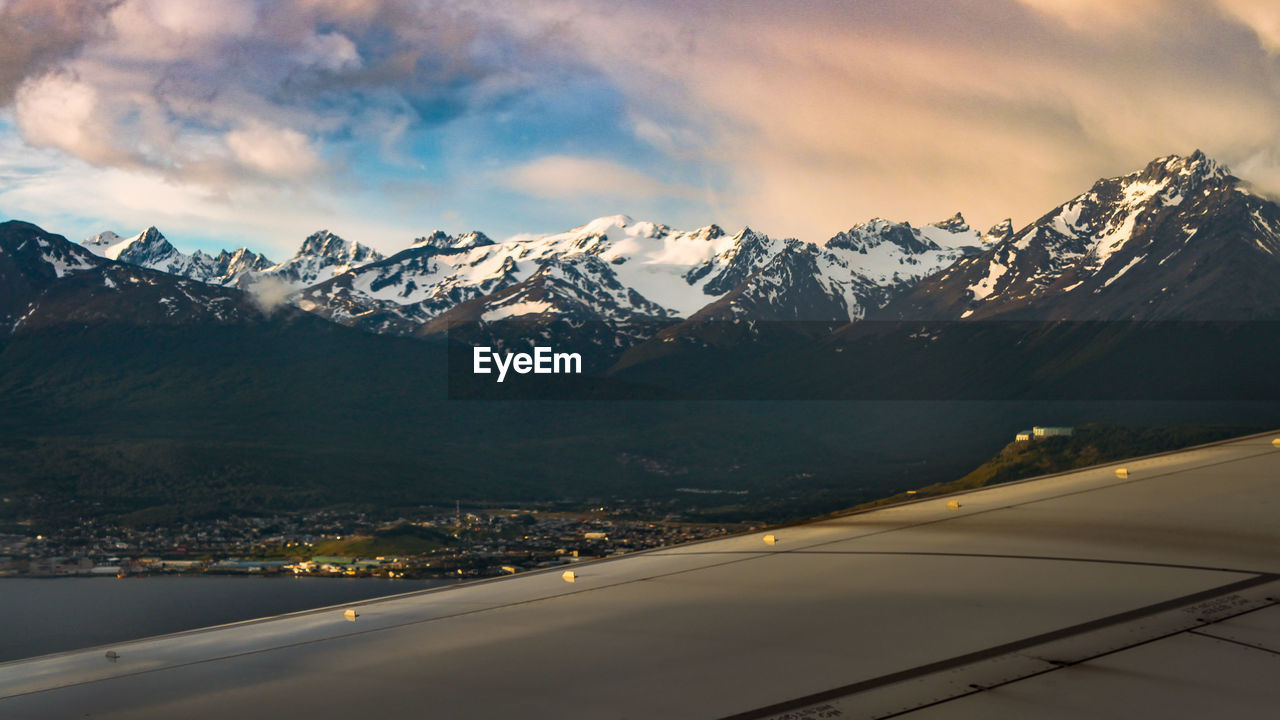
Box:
[1,0,1279,259]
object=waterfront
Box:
[1,506,748,580]
[0,575,451,663]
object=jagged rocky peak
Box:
[1137,149,1229,188]
[880,150,1280,322]
[931,212,970,233]
[457,231,494,249]
[1078,150,1233,213]
[137,226,165,242]
[412,230,494,251]
[720,226,776,256]
[571,214,636,238]
[117,227,180,264]
[1055,150,1238,240]
[826,219,935,254]
[215,247,274,273]
[224,247,271,266]
[689,224,726,241]
[81,225,165,258]
[982,219,1014,243]
[412,230,452,248]
[296,230,382,263]
[2,220,100,287]
[83,230,122,253]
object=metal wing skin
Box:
[3,432,1279,719]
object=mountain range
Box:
[5,150,1280,520]
[4,151,1278,362]
[884,150,1280,321]
[61,209,998,339]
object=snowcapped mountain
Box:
[612,214,989,364]
[297,216,790,334]
[813,213,990,317]
[293,229,503,334]
[82,227,383,290]
[4,221,267,333]
[2,221,101,329]
[882,151,1280,320]
[82,227,274,287]
[260,230,383,289]
[54,148,1279,356]
[656,213,988,330]
[299,212,989,346]
[208,247,276,282]
[84,227,204,277]
[74,212,989,343]
[420,254,680,369]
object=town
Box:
[0,504,755,579]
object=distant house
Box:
[1033,426,1073,438]
[1015,426,1073,442]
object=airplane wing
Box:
[2,431,1278,719]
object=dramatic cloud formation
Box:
[0,0,115,105]
[502,155,686,200]
[4,0,534,188]
[515,0,1280,239]
[1,0,1279,252]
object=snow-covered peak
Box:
[889,151,1264,320]
[213,247,274,278]
[80,226,216,280]
[930,212,970,233]
[411,230,494,252]
[687,224,726,242]
[295,230,382,264]
[827,219,941,254]
[82,226,174,264]
[1139,150,1229,189]
[81,227,277,286]
[82,231,123,256]
[264,230,385,289]
[816,217,984,304]
[982,219,1014,243]
[1,221,100,285]
[298,216,789,330]
[1000,150,1238,276]
[571,214,637,238]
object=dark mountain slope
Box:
[0,221,101,330]
[881,152,1280,321]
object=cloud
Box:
[0,0,559,190]
[243,274,294,315]
[0,0,115,104]
[1012,0,1170,31]
[501,155,685,200]
[0,132,423,258]
[13,72,114,164]
[1216,0,1280,53]
[4,0,1280,249]
[225,122,322,178]
[502,0,1280,239]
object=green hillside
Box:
[845,423,1270,513]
